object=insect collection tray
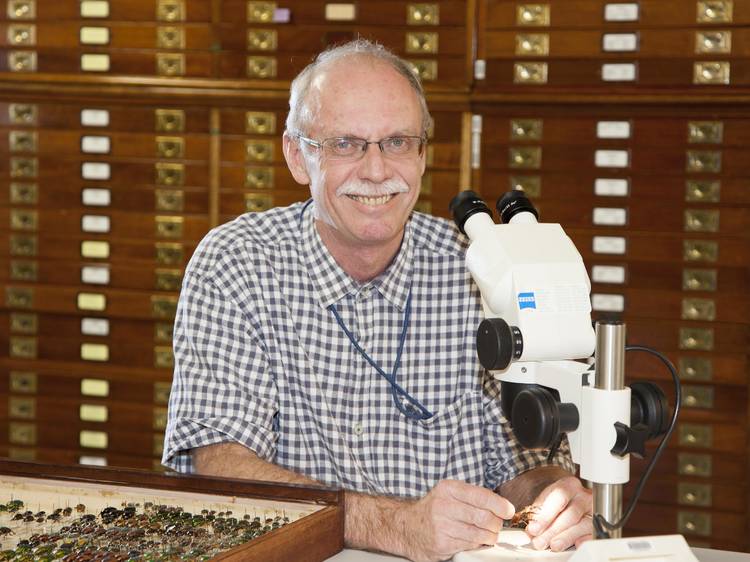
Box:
[0,459,343,561]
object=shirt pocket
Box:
[405,390,484,492]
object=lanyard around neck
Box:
[328,289,433,421]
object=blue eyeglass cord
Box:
[327,290,434,421]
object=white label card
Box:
[81,53,110,72]
[597,121,631,139]
[594,178,629,196]
[593,236,627,255]
[603,33,638,52]
[81,109,110,127]
[81,215,110,233]
[591,265,626,284]
[82,188,111,206]
[81,135,110,154]
[81,162,111,180]
[595,150,629,168]
[604,3,639,21]
[593,207,628,226]
[602,63,636,81]
[592,293,625,312]
[80,26,110,45]
[80,1,110,18]
[79,456,108,466]
[81,317,110,336]
[325,3,356,20]
[81,265,110,285]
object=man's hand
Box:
[401,480,515,562]
[524,475,593,552]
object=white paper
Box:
[79,456,108,466]
[79,26,110,45]
[81,265,110,285]
[81,317,110,336]
[591,265,626,284]
[602,63,636,81]
[80,53,110,72]
[604,3,639,21]
[594,178,629,196]
[81,109,110,127]
[82,188,111,206]
[80,1,109,18]
[593,207,628,226]
[592,293,625,312]
[593,236,627,254]
[596,121,631,139]
[82,215,110,233]
[595,150,629,168]
[81,162,111,180]
[602,33,638,52]
[81,135,110,154]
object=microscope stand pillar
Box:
[592,320,627,539]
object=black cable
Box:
[592,345,681,539]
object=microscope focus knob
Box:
[612,422,648,459]
[511,387,579,450]
[477,318,523,371]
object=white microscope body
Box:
[453,191,697,561]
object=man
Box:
[163,39,592,561]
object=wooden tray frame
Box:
[0,459,344,562]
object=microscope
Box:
[450,190,698,561]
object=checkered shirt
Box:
[163,200,573,498]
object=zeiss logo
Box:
[518,292,536,310]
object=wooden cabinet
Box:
[0,0,748,553]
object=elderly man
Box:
[163,39,592,561]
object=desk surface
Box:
[328,546,750,562]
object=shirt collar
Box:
[299,200,413,311]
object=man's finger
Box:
[548,516,594,552]
[526,485,572,536]
[441,497,505,535]
[447,480,515,519]
[530,496,589,550]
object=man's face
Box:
[284,58,426,250]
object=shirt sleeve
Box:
[162,265,278,473]
[481,375,576,491]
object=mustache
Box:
[336,178,410,197]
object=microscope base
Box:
[568,534,699,561]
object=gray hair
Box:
[285,38,432,137]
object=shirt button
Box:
[353,422,364,436]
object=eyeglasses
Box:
[296,133,426,161]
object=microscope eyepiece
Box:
[496,190,539,224]
[449,190,493,235]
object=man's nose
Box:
[357,143,391,182]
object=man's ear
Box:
[283,132,311,186]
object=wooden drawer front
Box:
[482,172,750,206]
[624,477,745,512]
[2,368,171,404]
[220,25,466,56]
[0,445,160,470]
[0,130,210,160]
[484,1,750,28]
[589,288,750,323]
[627,352,746,386]
[627,504,744,544]
[0,49,213,77]
[1,394,169,432]
[477,59,750,88]
[479,144,750,176]
[3,311,177,345]
[569,230,750,267]
[587,261,749,294]
[0,232,198,265]
[3,336,175,369]
[0,102,211,133]
[217,51,467,86]
[0,209,210,242]
[0,1,212,22]
[482,29,750,59]
[623,319,748,354]
[635,380,746,416]
[0,22,213,49]
[1,186,209,214]
[0,421,162,456]
[2,284,181,321]
[221,1,468,26]
[1,259,185,291]
[476,114,750,148]
[632,448,746,482]
[0,158,210,189]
